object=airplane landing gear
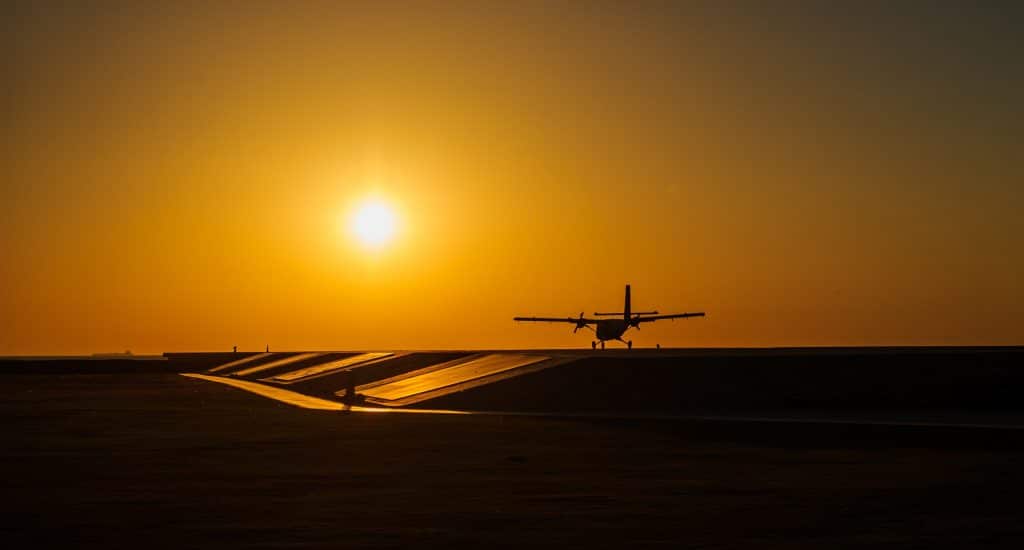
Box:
[600,341,605,350]
[627,340,632,350]
[591,340,596,350]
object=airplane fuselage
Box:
[595,319,629,341]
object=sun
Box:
[350,199,397,248]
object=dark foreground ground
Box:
[3,373,1024,549]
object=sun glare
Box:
[351,200,397,248]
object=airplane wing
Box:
[513,316,598,324]
[633,312,705,324]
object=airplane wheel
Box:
[600,341,605,350]
[591,341,596,350]
[628,340,632,350]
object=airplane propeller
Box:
[573,312,588,333]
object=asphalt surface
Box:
[4,372,1024,548]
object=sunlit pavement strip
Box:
[359,353,548,402]
[180,373,469,414]
[266,352,394,383]
[207,352,273,373]
[232,352,324,377]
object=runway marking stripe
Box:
[267,352,393,383]
[233,352,324,377]
[360,353,548,402]
[182,373,346,410]
[355,354,488,391]
[208,353,273,373]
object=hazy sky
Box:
[4,1,1023,353]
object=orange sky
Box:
[3,2,1022,354]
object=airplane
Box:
[513,285,705,349]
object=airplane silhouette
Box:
[514,285,705,349]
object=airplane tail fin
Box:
[624,284,631,322]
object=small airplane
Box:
[514,284,705,349]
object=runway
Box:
[167,347,1024,417]
[182,371,1024,431]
